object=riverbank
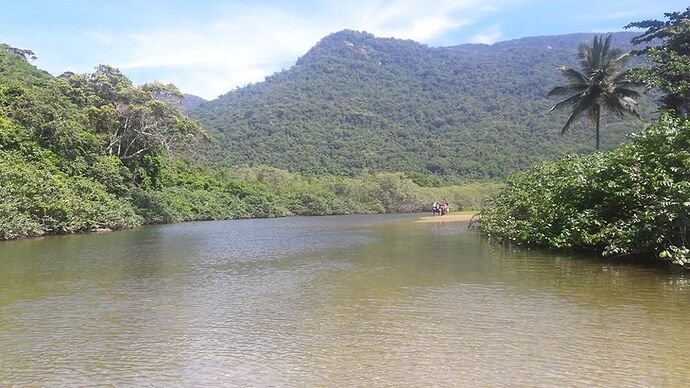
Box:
[0,210,481,242]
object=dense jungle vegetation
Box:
[0,45,494,239]
[191,31,656,179]
[479,8,690,268]
[2,6,687,259]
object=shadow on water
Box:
[310,219,690,312]
[476,236,690,309]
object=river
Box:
[1,214,689,385]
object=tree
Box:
[4,45,36,61]
[548,34,641,150]
[60,66,201,185]
[626,7,690,117]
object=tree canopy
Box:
[626,7,690,117]
[59,66,200,186]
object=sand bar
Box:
[414,213,477,223]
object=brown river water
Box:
[1,214,689,386]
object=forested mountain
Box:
[192,30,655,179]
[0,44,491,239]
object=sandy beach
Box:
[414,213,477,223]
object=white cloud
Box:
[91,1,518,99]
[470,25,502,44]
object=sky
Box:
[1,0,686,100]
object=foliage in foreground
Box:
[0,119,142,239]
[479,115,690,268]
[626,7,690,117]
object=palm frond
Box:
[592,36,600,68]
[602,35,614,65]
[547,85,587,97]
[601,98,625,117]
[605,51,631,75]
[557,67,589,86]
[612,86,641,99]
[601,92,641,120]
[629,107,641,121]
[561,110,580,134]
[549,93,582,113]
[561,106,586,134]
[578,42,594,74]
[551,90,596,134]
[621,96,641,120]
[609,51,631,66]
[560,93,596,133]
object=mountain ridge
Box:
[191,30,653,179]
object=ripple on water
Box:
[1,214,690,386]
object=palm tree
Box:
[548,34,641,150]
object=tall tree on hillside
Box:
[60,65,200,187]
[548,34,640,150]
[625,7,690,117]
[3,44,36,61]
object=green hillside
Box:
[0,44,493,239]
[192,30,655,179]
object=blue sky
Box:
[1,0,686,99]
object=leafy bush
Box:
[0,150,141,238]
[480,115,690,267]
[132,187,243,224]
[230,165,498,215]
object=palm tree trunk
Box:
[594,104,601,151]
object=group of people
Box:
[432,202,449,216]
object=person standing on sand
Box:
[442,203,449,215]
[432,202,439,216]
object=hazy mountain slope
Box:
[179,93,206,112]
[191,30,654,179]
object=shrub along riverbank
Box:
[480,115,690,268]
[479,8,690,268]
[131,160,499,226]
[480,9,690,268]
[0,149,499,239]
